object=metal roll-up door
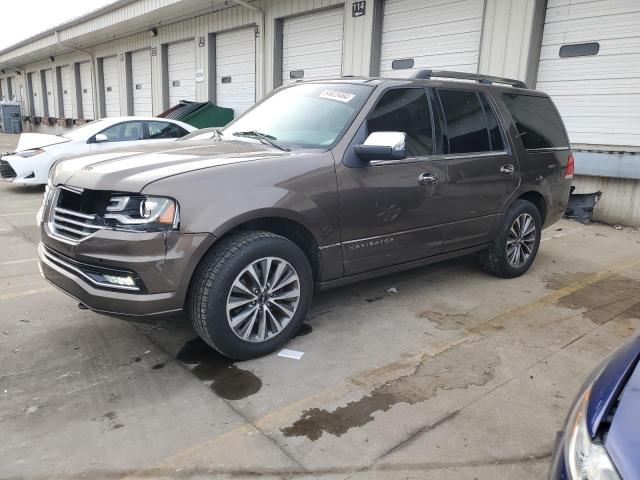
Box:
[102,56,120,117]
[131,49,152,116]
[216,27,256,116]
[379,0,485,77]
[167,40,196,106]
[29,73,43,117]
[79,61,94,120]
[44,69,55,117]
[282,8,344,86]
[536,0,640,147]
[60,65,72,118]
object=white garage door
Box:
[379,0,485,77]
[131,49,152,116]
[216,27,256,116]
[60,65,72,118]
[536,0,640,147]
[282,8,344,86]
[102,56,120,117]
[168,40,196,107]
[79,61,94,120]
[44,69,55,117]
[29,73,43,117]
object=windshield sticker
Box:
[319,89,355,103]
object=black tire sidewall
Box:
[200,235,312,360]
[494,200,542,278]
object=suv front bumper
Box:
[38,223,214,317]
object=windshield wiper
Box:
[232,131,290,152]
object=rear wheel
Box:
[187,231,313,360]
[477,199,542,278]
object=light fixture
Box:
[149,27,158,37]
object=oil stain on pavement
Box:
[176,338,262,400]
[543,272,640,324]
[282,347,500,440]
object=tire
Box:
[477,199,542,278]
[187,230,313,360]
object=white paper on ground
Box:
[278,349,304,360]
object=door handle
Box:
[418,172,439,186]
[500,164,515,175]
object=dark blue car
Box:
[550,333,640,479]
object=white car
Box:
[0,117,196,185]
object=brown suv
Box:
[38,70,573,359]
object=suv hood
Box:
[52,140,288,192]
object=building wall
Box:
[0,0,540,127]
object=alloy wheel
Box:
[226,256,301,343]
[506,213,536,268]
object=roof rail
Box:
[410,69,527,89]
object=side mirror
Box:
[354,131,407,161]
[94,133,108,143]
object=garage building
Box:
[0,0,637,225]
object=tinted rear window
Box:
[502,94,569,150]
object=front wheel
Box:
[477,199,542,278]
[187,231,313,360]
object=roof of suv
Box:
[304,70,541,95]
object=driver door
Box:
[337,87,449,275]
[89,121,146,152]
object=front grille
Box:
[50,187,109,241]
[0,160,17,179]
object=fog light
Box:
[102,274,136,287]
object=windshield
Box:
[182,83,372,149]
[61,120,108,141]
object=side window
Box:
[148,121,186,139]
[438,90,491,154]
[479,94,505,151]
[502,93,569,150]
[99,121,143,142]
[367,88,433,156]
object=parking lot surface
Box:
[2,133,640,479]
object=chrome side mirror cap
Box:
[354,131,407,161]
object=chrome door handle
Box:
[500,164,515,175]
[418,172,438,186]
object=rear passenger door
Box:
[146,121,189,141]
[436,88,518,249]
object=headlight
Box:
[565,386,620,480]
[104,194,179,231]
[15,148,44,158]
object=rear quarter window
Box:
[502,94,569,150]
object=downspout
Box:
[55,31,100,119]
[232,0,265,99]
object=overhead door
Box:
[536,0,640,147]
[60,65,72,117]
[379,0,484,77]
[216,27,256,116]
[282,8,344,86]
[79,61,94,119]
[102,56,120,117]
[29,73,43,117]
[131,49,152,116]
[167,40,196,107]
[44,69,55,117]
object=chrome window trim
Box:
[369,150,508,166]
